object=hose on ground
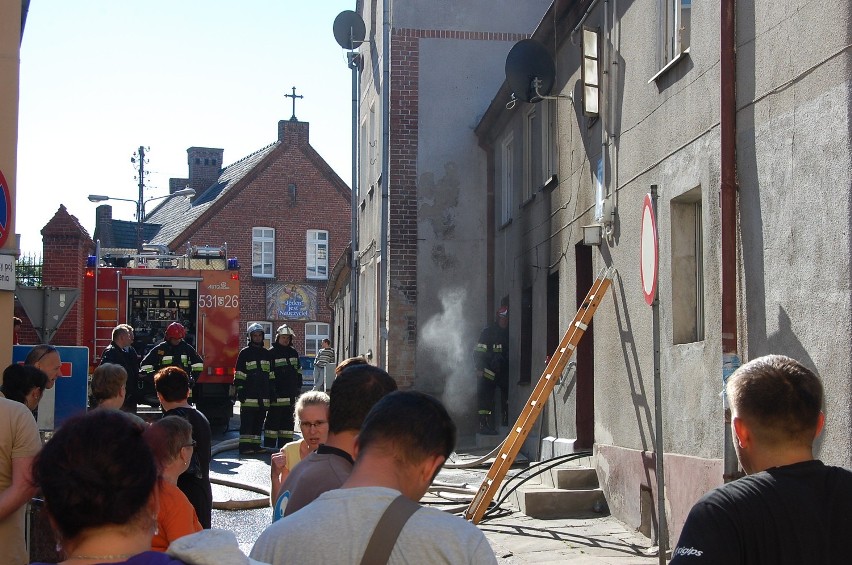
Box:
[210,439,271,510]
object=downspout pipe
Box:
[378,0,390,369]
[721,0,740,482]
[348,52,360,359]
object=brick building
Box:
[94,119,351,357]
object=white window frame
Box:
[247,321,273,347]
[306,230,329,280]
[305,322,330,357]
[660,0,691,68]
[252,227,275,278]
[500,132,514,225]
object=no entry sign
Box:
[640,193,658,305]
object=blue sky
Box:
[17,0,354,255]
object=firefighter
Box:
[475,305,509,435]
[266,324,302,450]
[234,324,273,454]
[140,322,204,405]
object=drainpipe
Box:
[378,0,390,369]
[720,0,740,482]
[348,51,360,359]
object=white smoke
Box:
[419,287,476,419]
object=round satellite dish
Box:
[505,39,555,103]
[333,10,366,50]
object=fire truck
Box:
[82,243,241,426]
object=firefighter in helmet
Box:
[140,322,204,405]
[266,324,302,449]
[474,305,510,435]
[234,323,274,455]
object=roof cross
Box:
[284,86,304,122]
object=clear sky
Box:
[17,0,354,255]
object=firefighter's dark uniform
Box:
[99,341,141,412]
[139,340,204,404]
[266,342,302,449]
[234,342,273,454]
[475,321,509,431]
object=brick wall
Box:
[40,205,94,346]
[176,123,351,353]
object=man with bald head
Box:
[25,345,62,389]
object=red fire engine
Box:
[82,244,240,426]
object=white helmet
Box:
[247,323,265,337]
[276,324,296,337]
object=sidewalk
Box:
[210,420,660,563]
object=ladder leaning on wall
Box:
[464,265,616,524]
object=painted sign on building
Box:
[266,283,318,321]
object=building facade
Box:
[475,0,851,545]
[94,119,351,359]
[328,0,551,422]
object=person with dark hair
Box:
[30,410,189,565]
[275,363,397,517]
[670,355,852,564]
[25,344,63,389]
[144,416,202,551]
[0,366,42,564]
[155,366,213,529]
[251,391,497,564]
[313,338,336,391]
[1,363,47,412]
[100,324,141,413]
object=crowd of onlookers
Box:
[2,325,850,564]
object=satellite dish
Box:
[505,39,555,103]
[333,10,366,50]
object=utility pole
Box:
[134,146,146,253]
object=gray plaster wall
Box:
[735,0,852,465]
[395,0,548,33]
[415,36,520,419]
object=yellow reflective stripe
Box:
[261,361,271,371]
[235,372,247,381]
[274,358,287,367]
[162,356,173,364]
[483,369,496,380]
[288,358,300,367]
[478,409,492,415]
[191,363,203,373]
[475,344,487,353]
[246,361,258,370]
[242,399,260,407]
[493,345,503,353]
[141,365,154,374]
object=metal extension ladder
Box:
[464,266,615,524]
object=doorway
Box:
[575,243,595,448]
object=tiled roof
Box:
[146,141,280,246]
[109,219,162,249]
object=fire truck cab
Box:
[83,244,240,426]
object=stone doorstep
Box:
[542,466,600,490]
[511,485,607,519]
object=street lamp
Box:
[88,188,195,253]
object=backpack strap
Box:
[359,495,421,565]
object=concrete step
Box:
[519,486,607,519]
[540,466,599,490]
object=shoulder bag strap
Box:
[359,494,422,565]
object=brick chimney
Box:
[186,147,224,194]
[169,177,190,195]
[93,204,113,247]
[278,120,309,146]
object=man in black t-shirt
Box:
[670,355,852,564]
[154,365,213,529]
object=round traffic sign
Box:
[640,193,658,305]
